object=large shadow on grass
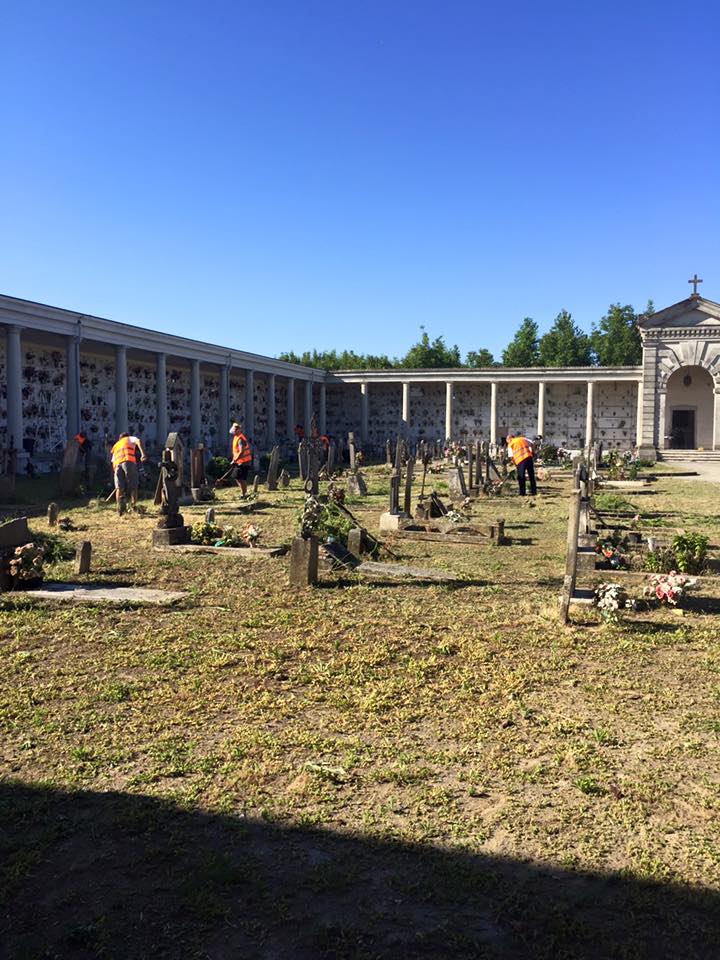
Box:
[1,781,717,960]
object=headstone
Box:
[59,438,81,496]
[348,433,356,472]
[347,527,365,558]
[298,439,309,480]
[326,441,336,477]
[280,469,290,488]
[386,439,392,466]
[322,540,360,570]
[0,516,30,548]
[468,445,474,490]
[205,507,215,524]
[289,536,319,587]
[495,519,507,546]
[252,474,260,495]
[389,469,401,515]
[446,466,467,501]
[152,438,191,546]
[47,503,58,527]
[346,470,367,497]
[266,445,280,491]
[74,541,92,574]
[403,458,415,517]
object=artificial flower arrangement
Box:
[594,583,635,624]
[596,539,626,569]
[8,542,44,584]
[643,572,697,607]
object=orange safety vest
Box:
[508,436,533,466]
[111,437,137,468]
[232,433,252,465]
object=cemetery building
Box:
[1,287,719,466]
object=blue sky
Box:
[2,1,719,361]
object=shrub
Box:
[31,530,75,563]
[206,456,230,479]
[671,533,709,575]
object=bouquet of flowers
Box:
[596,540,626,569]
[644,571,697,606]
[241,523,261,547]
[8,542,44,582]
[594,583,635,624]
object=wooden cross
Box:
[688,273,703,296]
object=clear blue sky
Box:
[2,1,719,361]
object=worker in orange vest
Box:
[231,426,252,497]
[110,432,148,514]
[506,433,537,496]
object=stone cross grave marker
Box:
[389,468,401,516]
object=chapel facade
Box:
[1,288,718,466]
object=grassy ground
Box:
[1,465,720,958]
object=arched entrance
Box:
[664,365,714,449]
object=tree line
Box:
[278,302,651,370]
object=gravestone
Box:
[386,439,392,466]
[266,446,280,491]
[152,433,191,546]
[190,446,212,502]
[379,466,408,531]
[74,541,92,574]
[205,507,215,524]
[47,503,58,527]
[446,465,468,501]
[326,441,336,477]
[289,536,319,587]
[280,469,290,488]
[59,438,81,496]
[252,474,260,495]
[403,458,415,517]
[347,527,365,558]
[0,516,30,548]
[348,433,356,472]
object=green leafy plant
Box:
[671,533,709,575]
[206,456,230,479]
[297,496,354,544]
[594,493,635,514]
[31,530,75,563]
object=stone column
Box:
[319,382,327,435]
[658,389,667,449]
[244,369,255,438]
[304,379,313,434]
[286,377,295,437]
[713,385,720,451]
[218,361,230,451]
[537,381,546,437]
[5,325,24,455]
[445,381,454,440]
[65,334,81,439]
[490,382,498,445]
[266,374,276,442]
[190,359,201,445]
[115,345,128,435]
[639,338,659,456]
[156,353,168,447]
[401,381,410,435]
[585,381,595,449]
[360,382,370,444]
[635,380,643,448]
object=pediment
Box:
[638,297,720,330]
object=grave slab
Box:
[356,561,460,582]
[18,583,187,605]
[0,517,30,547]
[154,544,287,557]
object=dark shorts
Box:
[231,463,249,481]
[114,461,139,494]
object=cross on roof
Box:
[688,273,703,296]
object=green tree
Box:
[277,348,394,370]
[590,304,643,366]
[501,317,540,367]
[466,348,496,367]
[538,310,592,366]
[400,328,462,368]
